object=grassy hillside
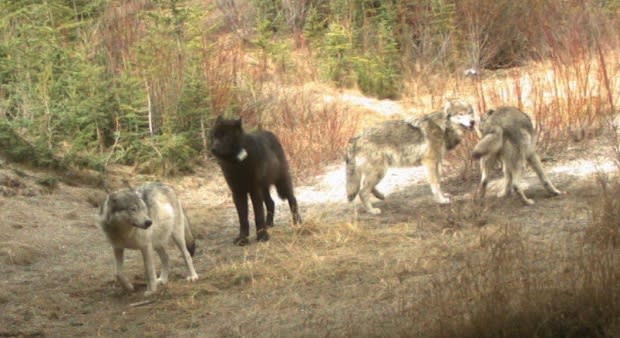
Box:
[0,0,618,176]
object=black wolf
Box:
[210,116,302,246]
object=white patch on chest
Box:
[237,148,248,161]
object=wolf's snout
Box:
[210,139,220,154]
[144,219,153,228]
[472,150,483,159]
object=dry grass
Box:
[0,241,41,266]
[164,185,619,337]
[585,173,620,249]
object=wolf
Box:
[210,116,302,246]
[345,99,477,214]
[97,182,199,296]
[472,106,563,205]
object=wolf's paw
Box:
[116,275,135,292]
[156,277,168,286]
[367,207,382,215]
[257,230,270,242]
[234,236,249,246]
[143,288,157,297]
[435,195,451,204]
[551,188,564,196]
[186,274,199,282]
[522,198,535,205]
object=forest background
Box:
[1,0,619,177]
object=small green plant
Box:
[35,176,59,191]
[321,23,355,87]
[0,120,62,169]
[131,133,197,176]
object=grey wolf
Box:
[345,99,476,214]
[98,182,199,296]
[210,116,302,246]
[472,106,563,205]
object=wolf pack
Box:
[97,99,563,296]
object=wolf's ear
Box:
[215,115,223,124]
[102,194,117,222]
[106,193,118,211]
[443,100,456,116]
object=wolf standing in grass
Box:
[345,99,477,214]
[210,116,302,246]
[472,106,563,204]
[98,182,199,296]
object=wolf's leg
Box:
[276,177,302,224]
[171,230,199,282]
[528,153,563,196]
[372,187,385,200]
[510,159,534,205]
[232,190,250,246]
[422,158,450,204]
[287,193,302,224]
[359,171,382,214]
[477,155,495,200]
[154,246,169,285]
[250,189,269,242]
[141,245,158,296]
[113,248,134,292]
[263,187,275,227]
[498,158,513,198]
[371,166,387,200]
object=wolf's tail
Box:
[345,138,361,202]
[183,213,196,257]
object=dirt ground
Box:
[0,124,618,337]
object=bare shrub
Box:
[259,87,359,179]
[585,173,620,248]
[349,221,620,337]
[99,0,152,74]
[215,0,257,40]
[472,49,617,154]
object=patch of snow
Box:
[273,156,618,207]
[549,158,617,176]
[276,164,428,206]
[323,93,406,117]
